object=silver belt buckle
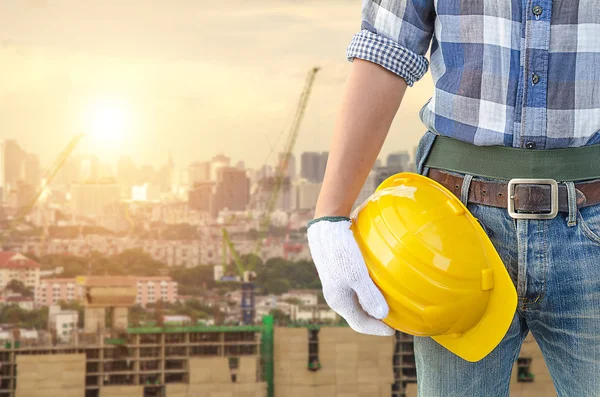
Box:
[507,178,559,220]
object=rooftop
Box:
[82,276,136,288]
[0,253,40,269]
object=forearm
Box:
[314,59,408,218]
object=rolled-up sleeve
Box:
[347,0,436,86]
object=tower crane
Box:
[0,134,85,249]
[217,66,320,325]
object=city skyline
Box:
[0,0,434,171]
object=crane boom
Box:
[222,228,246,279]
[217,66,320,281]
[1,133,85,247]
[249,67,320,267]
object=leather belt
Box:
[428,169,600,218]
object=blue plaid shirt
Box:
[347,0,600,149]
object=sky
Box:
[0,0,434,173]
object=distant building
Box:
[56,157,80,188]
[210,167,250,217]
[36,278,85,306]
[23,154,41,189]
[375,166,404,187]
[7,181,36,211]
[278,153,296,180]
[276,185,293,212]
[48,305,78,343]
[70,179,121,217]
[135,277,178,308]
[300,152,328,183]
[281,290,320,306]
[138,165,155,184]
[293,179,322,210]
[0,140,26,201]
[188,182,214,212]
[131,183,160,202]
[353,171,378,212]
[79,155,100,183]
[188,161,211,185]
[153,153,175,193]
[0,252,41,292]
[4,296,34,311]
[117,155,138,197]
[163,315,192,325]
[290,305,337,322]
[387,151,410,170]
[210,154,230,181]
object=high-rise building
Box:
[210,167,250,216]
[189,182,214,212]
[79,155,100,183]
[70,179,121,217]
[0,140,26,201]
[293,179,322,210]
[387,151,410,170]
[279,153,296,180]
[188,161,211,185]
[353,171,378,213]
[210,154,230,181]
[258,165,274,180]
[117,156,138,197]
[277,185,293,212]
[23,154,41,189]
[7,181,35,211]
[56,157,80,188]
[301,152,319,182]
[300,152,328,183]
[138,165,155,184]
[153,153,175,193]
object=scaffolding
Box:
[0,318,417,397]
[0,324,265,397]
[392,332,417,397]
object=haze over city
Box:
[0,0,433,172]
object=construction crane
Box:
[217,66,320,325]
[0,133,85,249]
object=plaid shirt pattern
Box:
[347,0,600,149]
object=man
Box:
[307,1,600,396]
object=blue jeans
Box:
[413,131,600,397]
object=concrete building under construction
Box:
[0,277,555,397]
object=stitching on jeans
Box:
[578,211,600,245]
[521,221,548,309]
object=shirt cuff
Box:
[346,30,429,87]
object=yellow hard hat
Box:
[350,172,517,362]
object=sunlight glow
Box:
[84,98,132,144]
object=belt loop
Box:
[460,174,474,207]
[565,181,577,227]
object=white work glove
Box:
[307,217,395,336]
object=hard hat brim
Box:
[431,234,518,363]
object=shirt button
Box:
[533,5,543,16]
[532,73,540,84]
[525,142,536,149]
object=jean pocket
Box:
[577,204,600,245]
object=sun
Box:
[84,98,132,143]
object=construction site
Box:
[0,64,560,396]
[0,272,555,397]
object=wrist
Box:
[308,216,351,229]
